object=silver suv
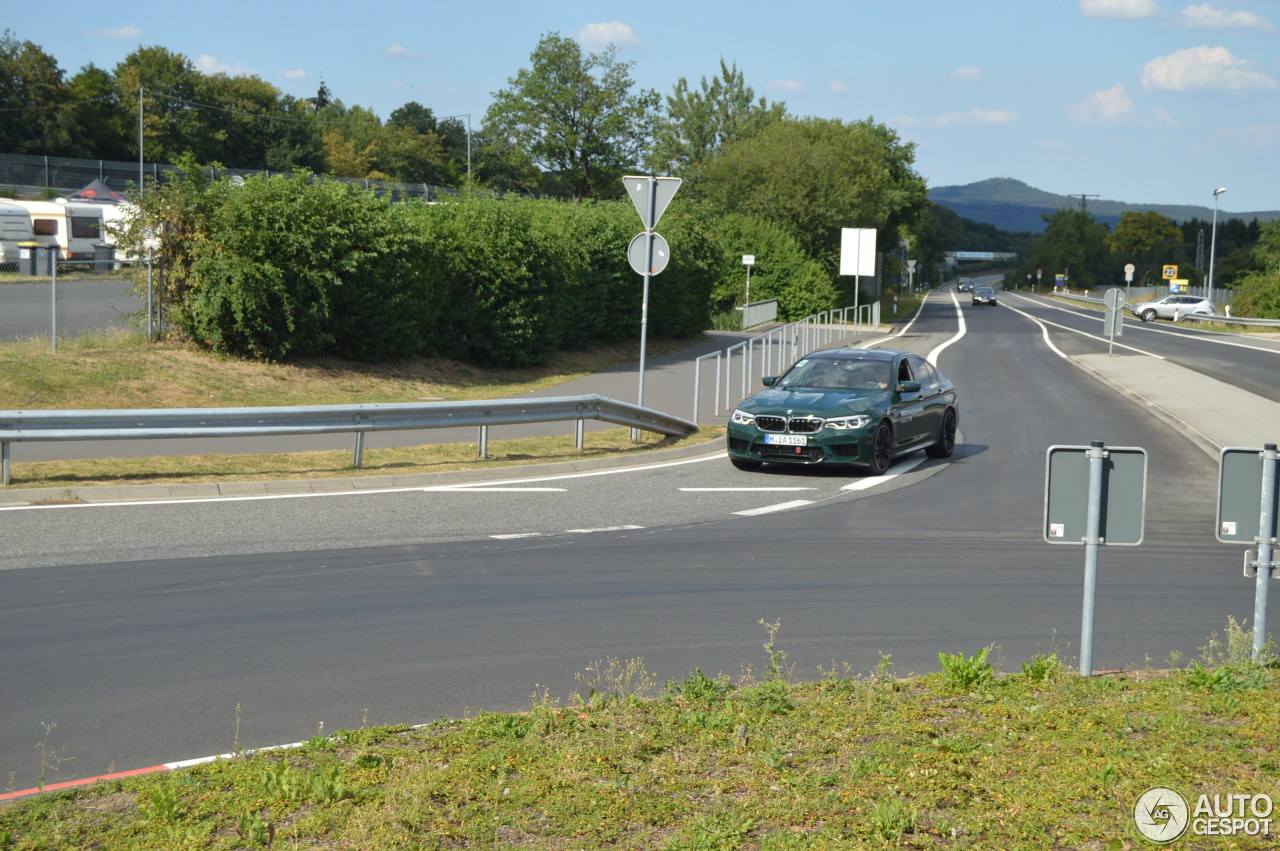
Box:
[1130,295,1214,322]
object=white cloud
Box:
[195,54,257,76]
[576,21,642,50]
[768,79,806,93]
[1069,83,1134,123]
[1080,0,1160,18]
[384,44,423,59]
[827,79,849,93]
[950,67,984,82]
[280,68,307,80]
[85,25,142,38]
[934,108,1017,126]
[1177,3,1274,30]
[1141,45,1278,91]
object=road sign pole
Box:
[1080,440,1106,677]
[1253,444,1278,660]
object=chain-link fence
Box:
[0,152,460,202]
[0,250,160,351]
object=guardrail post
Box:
[353,432,365,468]
[2,441,9,486]
[575,419,584,450]
[479,425,488,459]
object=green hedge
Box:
[171,175,835,366]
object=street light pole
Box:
[1208,186,1226,304]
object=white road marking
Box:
[1002,294,1162,359]
[928,290,967,366]
[565,525,644,534]
[733,500,815,516]
[428,487,566,492]
[840,454,927,490]
[490,532,546,539]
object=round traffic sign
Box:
[628,232,671,276]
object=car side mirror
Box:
[762,375,778,387]
[898,380,922,393]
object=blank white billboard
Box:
[839,227,877,277]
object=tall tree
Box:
[646,59,786,179]
[113,46,206,164]
[1027,208,1113,290]
[58,63,129,160]
[0,30,68,154]
[696,116,927,273]
[483,32,659,200]
[1105,210,1182,285]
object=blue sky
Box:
[6,0,1278,213]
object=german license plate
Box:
[764,434,807,446]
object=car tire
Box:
[730,456,762,471]
[1140,309,1156,321]
[926,408,958,459]
[867,421,893,476]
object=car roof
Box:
[805,347,901,362]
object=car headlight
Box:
[730,408,756,426]
[825,414,871,430]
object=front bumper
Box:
[726,426,873,466]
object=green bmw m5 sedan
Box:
[726,347,959,475]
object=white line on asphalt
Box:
[1002,294,1163,359]
[490,532,546,539]
[928,289,967,366]
[733,500,815,516]
[565,525,644,534]
[430,487,566,492]
[840,454,927,490]
[0,451,726,512]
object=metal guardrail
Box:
[692,301,881,423]
[1054,291,1280,328]
[0,395,698,486]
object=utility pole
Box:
[1068,194,1099,212]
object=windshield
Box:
[777,358,892,391]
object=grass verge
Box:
[1,633,1275,849]
[1,332,719,489]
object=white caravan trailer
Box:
[0,199,34,266]
[11,199,105,261]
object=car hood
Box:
[738,387,889,417]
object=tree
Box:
[646,59,786,180]
[58,64,129,160]
[1026,209,1114,290]
[198,72,288,170]
[1105,210,1182,285]
[695,116,928,276]
[113,46,207,164]
[483,32,659,200]
[0,30,68,154]
[1227,221,1280,318]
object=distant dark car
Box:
[971,287,997,306]
[957,280,973,292]
[726,347,959,475]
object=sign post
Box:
[622,175,681,431]
[840,228,876,320]
[741,254,755,329]
[1217,444,1279,660]
[1124,263,1135,301]
[1103,288,1124,355]
[1045,441,1148,675]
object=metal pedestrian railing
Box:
[0,395,698,486]
[692,301,881,424]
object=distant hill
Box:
[928,177,1280,233]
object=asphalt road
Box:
[0,288,1271,791]
[0,277,142,343]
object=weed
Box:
[874,650,895,683]
[260,759,305,801]
[737,679,795,715]
[869,796,917,841]
[850,756,879,779]
[139,783,183,823]
[667,811,756,850]
[1020,652,1061,683]
[575,656,657,706]
[1089,763,1120,786]
[468,711,533,740]
[308,765,349,803]
[938,646,995,691]
[759,618,791,681]
[34,722,71,791]
[665,668,733,704]
[236,811,274,848]
[1198,615,1277,669]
